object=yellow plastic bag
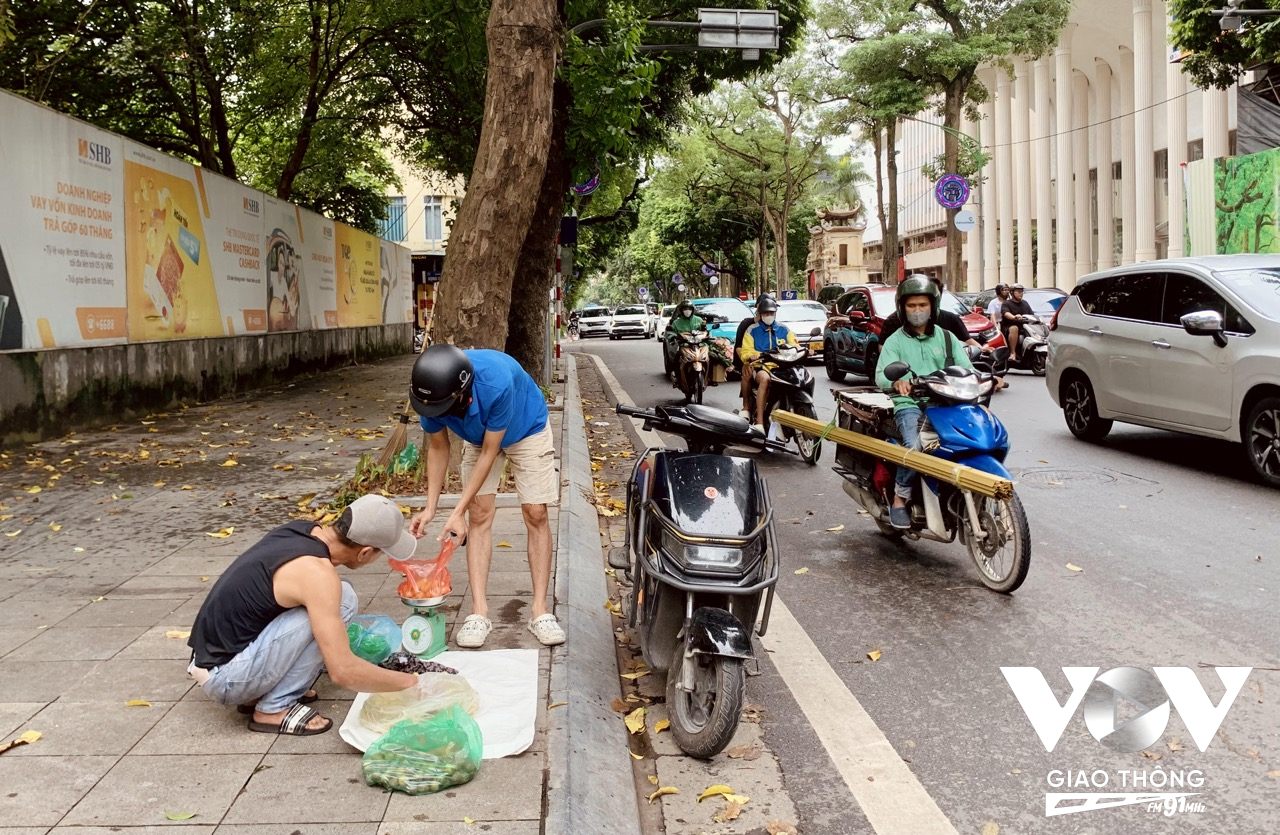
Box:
[359,673,480,735]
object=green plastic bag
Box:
[361,705,483,795]
[347,615,401,664]
[391,442,420,474]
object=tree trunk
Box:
[871,122,890,282]
[433,0,559,349]
[943,81,965,291]
[505,75,571,382]
[886,117,900,284]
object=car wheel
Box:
[1062,374,1113,441]
[825,343,846,381]
[1245,396,1280,487]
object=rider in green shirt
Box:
[666,299,705,335]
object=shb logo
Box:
[1001,666,1251,753]
[77,139,111,165]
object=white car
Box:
[1046,255,1280,486]
[657,304,676,335]
[776,300,830,359]
[578,307,612,338]
[609,304,654,339]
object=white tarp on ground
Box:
[340,648,539,760]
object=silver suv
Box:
[1046,255,1280,486]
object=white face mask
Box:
[906,309,931,327]
[762,315,776,326]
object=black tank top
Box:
[189,521,331,669]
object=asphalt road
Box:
[566,335,1279,835]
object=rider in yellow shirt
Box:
[738,297,798,432]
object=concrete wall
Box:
[0,324,413,446]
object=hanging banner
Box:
[335,222,381,327]
[299,209,338,329]
[381,239,413,324]
[201,173,268,336]
[123,146,224,340]
[0,90,127,350]
[262,197,313,331]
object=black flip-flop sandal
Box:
[237,690,318,715]
[247,702,332,736]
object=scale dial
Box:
[402,614,437,656]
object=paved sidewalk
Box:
[0,352,641,833]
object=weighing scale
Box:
[400,593,449,660]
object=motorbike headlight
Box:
[927,376,982,402]
[661,529,760,574]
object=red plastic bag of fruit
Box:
[388,538,458,599]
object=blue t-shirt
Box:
[419,349,548,447]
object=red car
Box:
[821,284,998,380]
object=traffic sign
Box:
[780,289,798,301]
[638,287,649,298]
[738,292,749,301]
[935,174,970,210]
[672,272,683,284]
[701,262,718,277]
[710,276,720,286]
[954,210,977,233]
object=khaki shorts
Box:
[461,422,559,506]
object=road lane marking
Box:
[761,596,959,835]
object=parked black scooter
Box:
[610,403,781,758]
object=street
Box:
[567,336,1280,835]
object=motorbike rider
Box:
[988,284,1009,327]
[740,296,799,433]
[875,276,998,530]
[665,298,710,384]
[735,294,774,416]
[1000,283,1036,363]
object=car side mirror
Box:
[849,310,867,320]
[883,361,911,382]
[975,306,985,315]
[1181,310,1228,347]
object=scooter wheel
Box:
[667,642,745,759]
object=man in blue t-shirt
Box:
[407,346,564,649]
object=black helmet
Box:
[994,283,1007,293]
[409,345,475,418]
[755,292,775,307]
[1010,283,1025,292]
[757,296,779,315]
[895,274,940,325]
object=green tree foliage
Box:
[1215,149,1280,253]
[1170,0,1280,90]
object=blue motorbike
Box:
[831,358,1031,592]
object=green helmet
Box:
[896,274,940,326]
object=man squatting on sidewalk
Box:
[187,495,429,735]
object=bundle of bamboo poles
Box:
[771,409,1014,500]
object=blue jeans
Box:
[201,581,358,714]
[894,407,924,501]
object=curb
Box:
[545,354,644,835]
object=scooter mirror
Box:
[965,344,982,360]
[883,361,911,381]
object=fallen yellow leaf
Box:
[73,546,85,552]
[199,576,210,583]
[724,794,750,805]
[90,596,106,602]
[648,786,679,804]
[497,541,513,548]
[826,523,844,532]
[715,802,744,823]
[296,493,317,508]
[274,464,295,471]
[180,485,195,490]
[794,567,809,575]
[629,750,645,760]
[153,481,166,487]
[206,527,235,538]
[125,699,152,707]
[867,650,883,662]
[624,707,646,735]
[165,630,191,639]
[220,459,239,467]
[620,670,651,681]
[164,812,197,821]
[1066,563,1084,572]
[697,785,737,803]
[26,486,42,494]
[654,718,670,733]
[18,730,41,744]
[648,775,659,786]
[547,701,568,709]
[462,817,476,825]
[4,530,20,537]
[982,823,1000,835]
[49,522,63,532]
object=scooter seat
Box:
[685,403,753,435]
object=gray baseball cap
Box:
[345,495,417,559]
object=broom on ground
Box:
[377,402,414,469]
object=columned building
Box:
[864,0,1240,292]
[380,160,466,332]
